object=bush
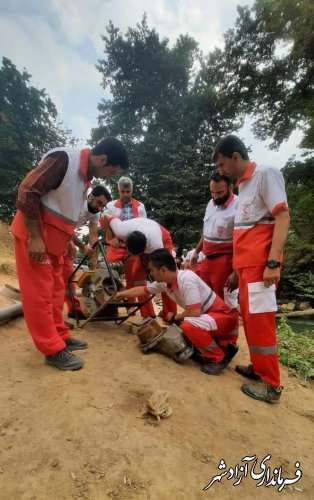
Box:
[277,317,314,380]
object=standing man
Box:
[213,135,290,403]
[116,249,239,375]
[192,174,238,300]
[11,138,129,371]
[105,176,147,309]
[101,215,177,321]
[63,185,112,320]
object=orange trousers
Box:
[182,309,239,363]
[200,254,233,299]
[107,251,136,305]
[132,255,177,319]
[238,266,280,387]
[14,236,70,356]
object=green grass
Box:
[277,317,314,380]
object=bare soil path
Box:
[0,271,313,500]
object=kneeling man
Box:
[116,249,239,375]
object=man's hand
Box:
[165,312,176,323]
[226,270,239,292]
[28,236,47,263]
[263,267,281,287]
[110,237,120,248]
[82,244,94,256]
[191,251,199,266]
[66,240,77,259]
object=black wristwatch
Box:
[266,260,281,269]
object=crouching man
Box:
[116,249,239,375]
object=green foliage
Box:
[280,157,314,303]
[222,0,314,150]
[91,16,240,246]
[0,57,75,223]
[277,317,314,380]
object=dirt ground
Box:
[0,266,314,500]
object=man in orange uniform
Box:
[192,174,237,301]
[214,135,290,402]
[11,138,129,371]
[63,185,112,320]
[105,176,147,315]
[102,216,177,321]
[116,249,239,375]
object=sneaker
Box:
[201,358,228,376]
[65,337,88,351]
[45,348,84,371]
[68,310,86,320]
[235,363,261,380]
[241,380,283,403]
[225,343,239,364]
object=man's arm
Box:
[116,286,147,299]
[166,306,202,323]
[22,216,47,263]
[191,234,204,265]
[263,208,290,287]
[17,152,68,262]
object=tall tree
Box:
[222,0,314,150]
[0,57,74,222]
[92,16,240,246]
[280,156,314,302]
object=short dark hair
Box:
[91,137,129,170]
[210,173,233,186]
[149,249,177,272]
[91,185,112,201]
[213,135,249,162]
[126,231,147,255]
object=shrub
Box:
[277,317,314,380]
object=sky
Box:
[0,0,304,168]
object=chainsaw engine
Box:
[77,267,124,318]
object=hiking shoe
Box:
[226,343,239,364]
[241,380,283,403]
[45,348,84,371]
[68,310,86,320]
[201,358,228,376]
[65,337,88,351]
[235,363,261,380]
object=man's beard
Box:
[121,197,131,205]
[87,203,99,214]
[213,193,230,206]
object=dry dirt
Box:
[0,255,313,499]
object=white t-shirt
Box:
[203,195,238,244]
[185,249,205,264]
[109,218,163,254]
[147,270,217,312]
[76,200,100,229]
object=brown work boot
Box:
[235,363,261,380]
[241,380,283,403]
